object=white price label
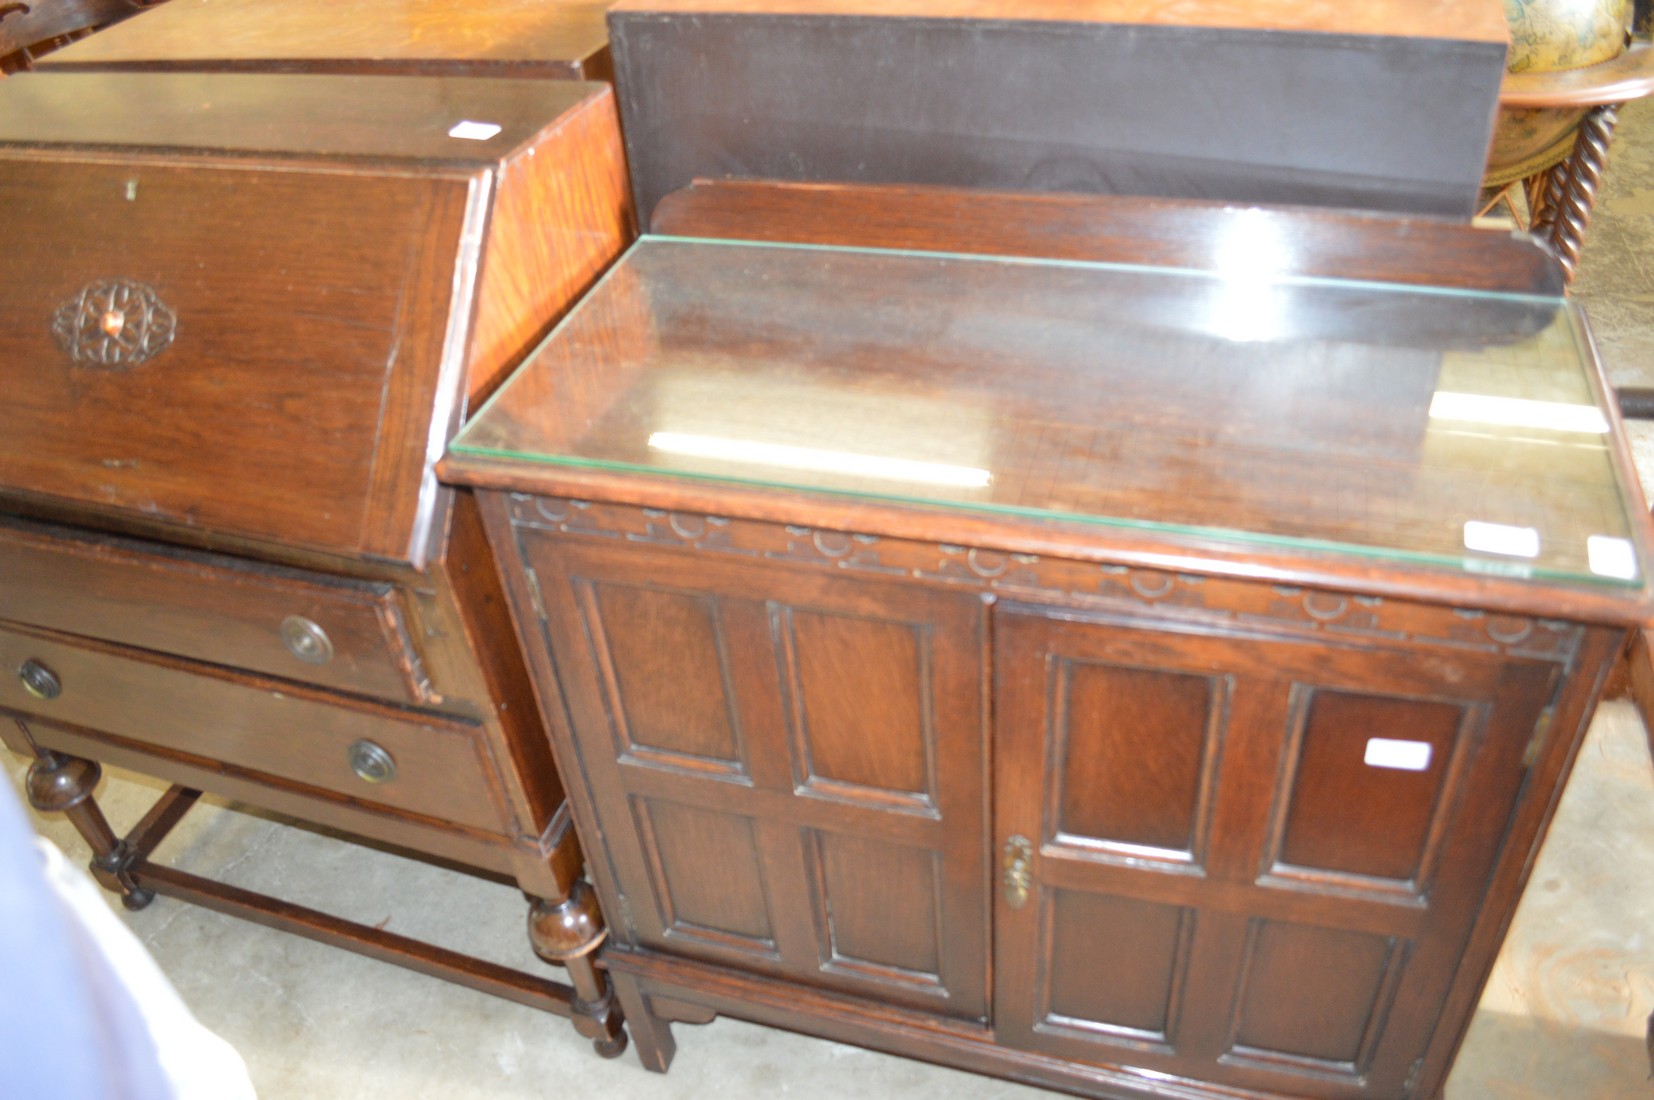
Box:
[1364,738,1433,772]
[1463,520,1540,559]
[448,120,503,141]
[1587,535,1638,580]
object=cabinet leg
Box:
[609,969,676,1073]
[527,880,627,1059]
[25,749,154,910]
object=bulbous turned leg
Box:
[528,880,626,1058]
[25,750,153,910]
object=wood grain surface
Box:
[466,88,634,404]
[0,517,427,704]
[652,182,1566,295]
[43,0,611,77]
[0,0,149,74]
[0,623,509,834]
[0,71,606,162]
[1501,41,1654,108]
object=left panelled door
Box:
[519,532,991,1021]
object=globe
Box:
[1485,0,1635,188]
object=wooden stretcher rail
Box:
[122,784,581,1019]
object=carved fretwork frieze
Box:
[506,495,1585,662]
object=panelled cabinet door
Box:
[992,603,1559,1099]
[521,534,990,1019]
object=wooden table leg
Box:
[528,880,628,1058]
[607,968,677,1072]
[24,746,153,910]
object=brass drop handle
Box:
[19,659,62,701]
[348,739,396,784]
[1003,834,1033,909]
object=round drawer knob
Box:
[281,616,334,665]
[348,740,396,784]
[19,659,62,701]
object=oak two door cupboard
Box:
[442,193,1653,1100]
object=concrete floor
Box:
[8,102,1654,1100]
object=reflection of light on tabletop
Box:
[1429,392,1609,434]
[1205,209,1294,344]
[1463,519,1540,558]
[1587,535,1638,580]
[647,431,992,488]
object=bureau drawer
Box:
[0,624,506,835]
[0,519,429,705]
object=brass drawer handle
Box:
[51,279,177,369]
[1003,834,1033,910]
[348,740,396,784]
[19,659,62,701]
[281,616,334,665]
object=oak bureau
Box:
[441,184,1654,1099]
[0,70,634,1050]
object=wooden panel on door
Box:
[782,606,936,813]
[588,581,749,776]
[1041,890,1196,1052]
[806,829,947,994]
[633,797,778,957]
[518,532,989,1018]
[1265,688,1474,901]
[1224,919,1408,1079]
[1052,658,1226,866]
[993,601,1559,1098]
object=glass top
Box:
[452,234,1646,587]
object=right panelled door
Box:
[993,602,1561,1099]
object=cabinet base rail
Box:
[600,946,1286,1100]
[23,753,628,1058]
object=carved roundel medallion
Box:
[51,279,177,369]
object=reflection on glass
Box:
[1588,535,1639,579]
[1205,209,1293,343]
[1462,520,1540,559]
[647,432,993,488]
[1428,391,1609,434]
[452,236,1646,588]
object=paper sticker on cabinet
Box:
[1364,738,1432,772]
[448,121,503,141]
[1463,521,1540,558]
[1587,535,1638,579]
